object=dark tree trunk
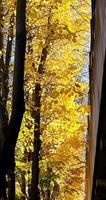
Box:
[0,1,7,198]
[41,184,47,200]
[2,13,14,114]
[20,150,27,200]
[31,11,52,199]
[28,178,31,200]
[4,12,15,200]
[8,164,15,200]
[21,173,26,200]
[4,0,26,159]
[0,0,4,94]
[31,47,48,200]
[0,0,26,199]
[31,82,41,200]
[0,0,5,144]
[0,11,15,200]
[46,167,52,200]
[27,151,32,200]
[51,181,60,200]
[0,7,14,149]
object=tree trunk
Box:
[21,173,26,200]
[51,181,60,200]
[31,10,52,199]
[0,0,5,146]
[4,12,15,200]
[0,0,26,198]
[0,0,4,95]
[0,0,7,198]
[31,82,41,200]
[46,167,52,200]
[2,13,14,114]
[20,150,27,200]
[4,0,26,159]
[31,47,48,200]
[27,151,32,200]
[8,162,15,200]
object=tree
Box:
[0,0,90,199]
[0,0,26,198]
[15,0,90,199]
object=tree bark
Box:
[51,181,59,200]
[31,47,48,200]
[2,13,14,114]
[27,151,32,200]
[4,0,26,159]
[0,0,5,146]
[31,10,52,199]
[20,149,27,200]
[21,173,26,200]
[46,167,52,200]
[4,12,15,200]
[0,1,7,198]
[8,165,15,200]
[0,0,26,199]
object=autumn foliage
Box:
[0,0,90,199]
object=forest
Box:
[0,0,90,199]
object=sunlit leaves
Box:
[13,0,91,199]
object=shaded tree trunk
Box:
[31,10,52,200]
[31,47,48,200]
[27,151,32,200]
[2,13,14,113]
[8,164,15,200]
[0,0,26,199]
[31,82,41,200]
[46,167,52,200]
[51,181,60,200]
[0,4,14,148]
[4,13,15,199]
[0,0,5,145]
[0,0,7,198]
[20,149,27,200]
[21,173,26,200]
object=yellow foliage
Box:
[14,0,91,199]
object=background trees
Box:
[0,0,90,199]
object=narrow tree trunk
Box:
[0,0,5,142]
[0,3,14,150]
[46,167,52,200]
[28,178,31,200]
[51,181,59,200]
[21,172,26,200]
[31,10,53,199]
[0,0,4,95]
[31,47,48,200]
[20,150,27,200]
[31,82,41,200]
[2,13,14,113]
[28,151,32,200]
[4,12,15,200]
[41,185,46,200]
[0,1,7,198]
